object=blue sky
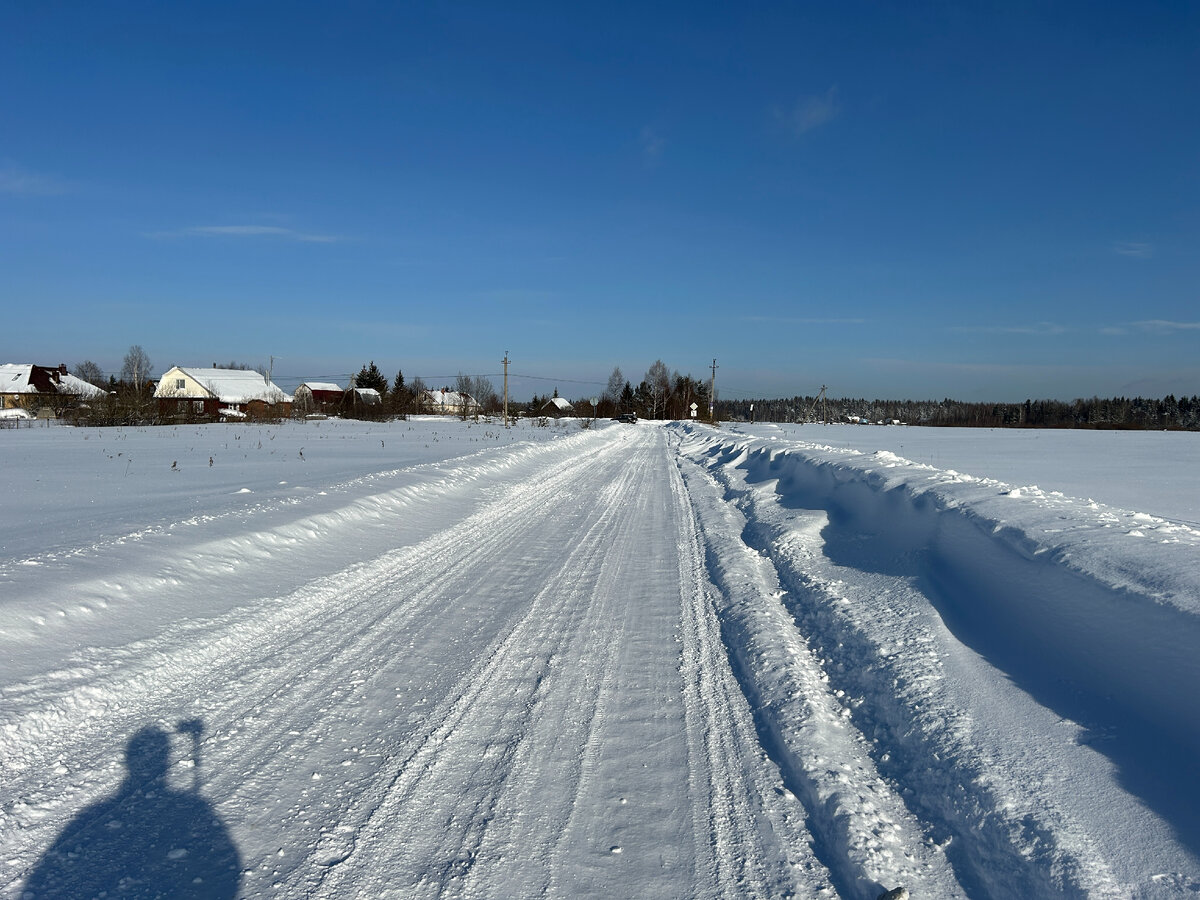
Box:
[2,1,1197,402]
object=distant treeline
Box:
[716,394,1200,431]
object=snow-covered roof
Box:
[0,365,38,394]
[0,364,104,397]
[352,388,382,404]
[157,366,293,404]
[543,397,574,411]
[422,389,479,408]
[299,382,344,393]
[56,373,106,398]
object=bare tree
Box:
[410,376,427,413]
[470,375,498,414]
[454,372,475,419]
[604,367,624,400]
[644,359,670,419]
[120,345,153,390]
[74,360,105,388]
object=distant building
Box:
[154,365,293,419]
[540,396,574,418]
[419,389,481,416]
[294,382,344,415]
[0,363,105,417]
[341,387,383,416]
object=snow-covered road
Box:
[3,418,1199,898]
[3,424,819,898]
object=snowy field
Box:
[740,423,1200,526]
[2,416,1198,898]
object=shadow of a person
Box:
[22,724,241,899]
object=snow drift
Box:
[675,422,1200,897]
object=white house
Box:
[155,365,293,419]
[420,389,481,416]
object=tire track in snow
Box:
[1,433,623,896]
[722,466,1126,898]
[311,427,825,900]
[678,429,1137,898]
[459,444,651,899]
[314,429,691,898]
[312,451,641,898]
[5,425,849,899]
[668,435,834,899]
[675,440,966,898]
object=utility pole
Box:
[709,358,718,423]
[807,385,828,424]
[502,351,510,427]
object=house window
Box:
[176,379,186,390]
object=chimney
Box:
[59,363,68,375]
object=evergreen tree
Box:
[633,380,653,418]
[619,381,635,413]
[354,361,388,393]
[388,370,409,416]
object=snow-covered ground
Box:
[741,423,1200,526]
[2,417,1198,898]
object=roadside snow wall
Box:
[678,424,1200,889]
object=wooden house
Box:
[154,365,293,419]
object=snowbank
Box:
[676,422,1200,896]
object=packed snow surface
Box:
[2,417,1198,898]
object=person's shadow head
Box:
[23,722,241,899]
[126,724,172,783]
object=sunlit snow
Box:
[2,417,1198,898]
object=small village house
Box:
[0,364,106,418]
[419,388,481,416]
[293,382,344,416]
[154,365,293,419]
[341,387,383,416]
[540,396,575,418]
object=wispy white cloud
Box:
[1113,241,1153,259]
[471,289,562,304]
[148,225,343,243]
[774,86,840,137]
[0,161,68,195]
[188,225,341,243]
[741,315,866,325]
[1131,320,1200,333]
[949,321,1067,336]
[640,126,666,163]
[1100,321,1200,336]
